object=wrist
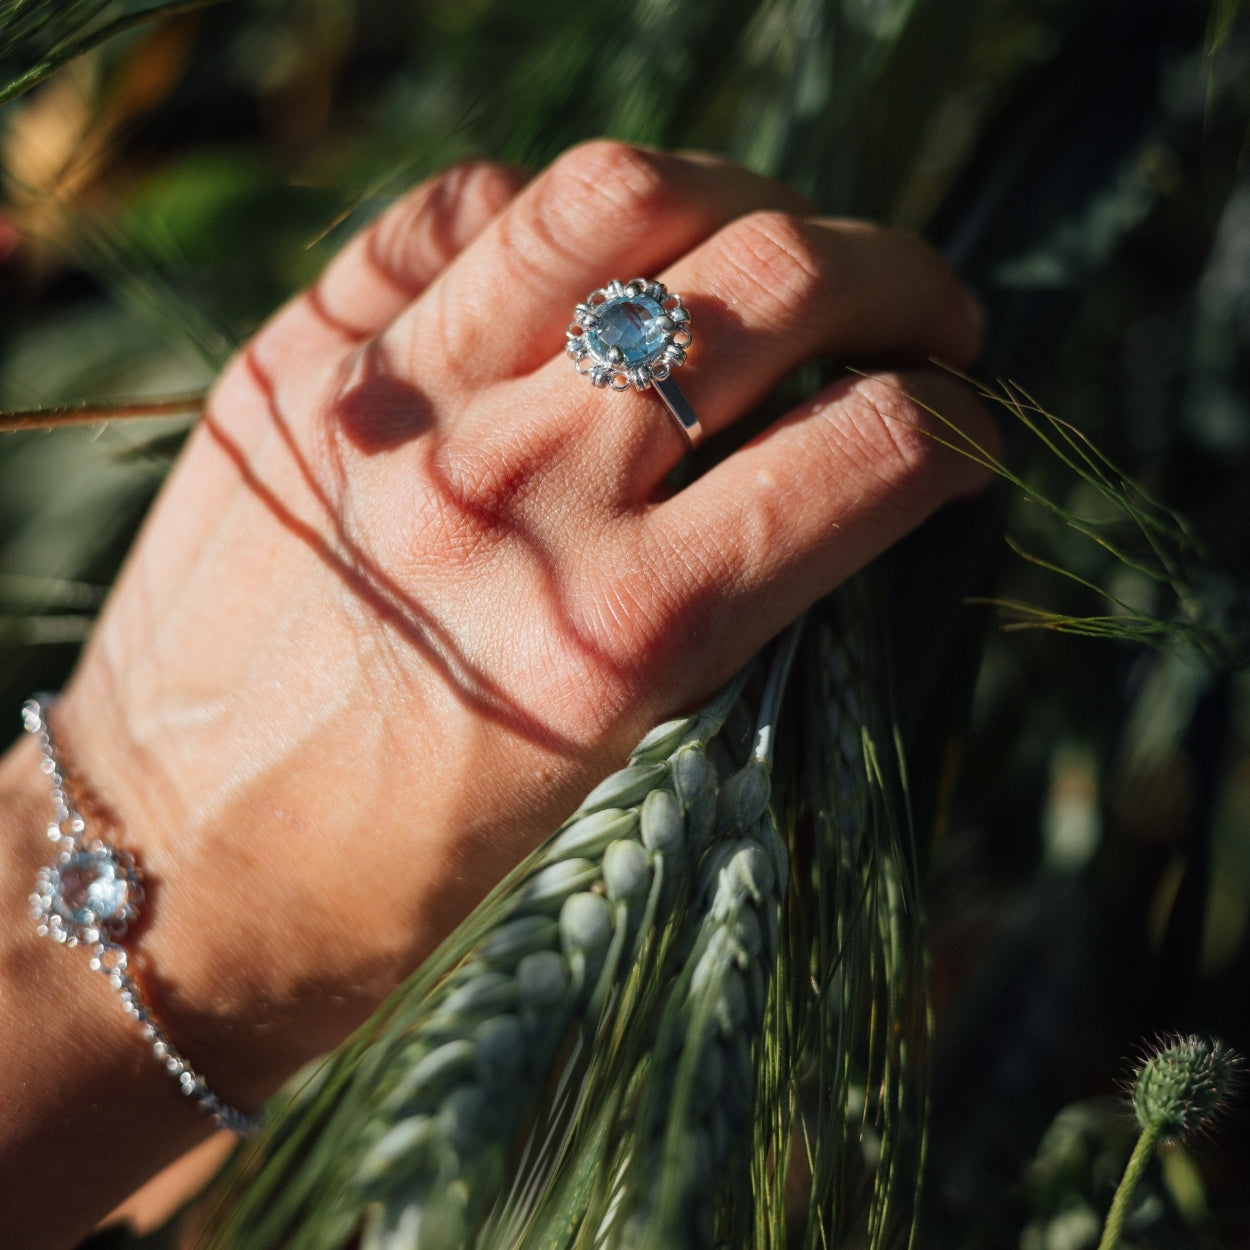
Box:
[51,664,412,1106]
[0,735,131,1094]
[27,683,294,1113]
[0,735,214,1246]
[23,696,262,1133]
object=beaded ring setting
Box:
[24,696,259,1135]
[566,278,703,445]
[566,278,690,391]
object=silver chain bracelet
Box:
[23,695,260,1136]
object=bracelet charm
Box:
[23,695,260,1136]
[34,841,142,945]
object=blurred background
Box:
[3,1,1250,1245]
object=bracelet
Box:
[23,695,260,1135]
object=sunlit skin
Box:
[0,142,995,1248]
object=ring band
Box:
[566,278,703,447]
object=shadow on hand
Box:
[204,338,606,763]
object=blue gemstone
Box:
[56,848,130,925]
[585,295,670,365]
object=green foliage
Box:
[0,0,227,108]
[3,1,1250,1248]
[916,374,1250,669]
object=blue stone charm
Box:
[57,848,130,923]
[34,841,142,943]
[567,278,692,391]
[23,692,259,1134]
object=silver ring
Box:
[566,278,703,447]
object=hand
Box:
[44,141,991,1117]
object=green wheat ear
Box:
[1097,1035,1241,1250]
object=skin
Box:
[0,142,995,1248]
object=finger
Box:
[251,160,526,378]
[378,141,812,387]
[667,212,984,397]
[639,370,996,689]
[313,160,527,339]
[511,213,983,495]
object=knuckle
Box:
[652,497,777,624]
[554,140,672,219]
[443,159,526,217]
[396,457,514,574]
[843,374,952,507]
[727,474,792,585]
[428,436,536,529]
[718,211,825,331]
[368,219,435,297]
[373,162,520,291]
[582,576,669,687]
[419,413,580,555]
[515,142,672,267]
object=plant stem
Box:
[1097,1120,1163,1250]
[752,612,805,767]
[0,394,204,432]
[0,0,227,109]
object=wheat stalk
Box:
[203,585,933,1250]
[768,583,929,1250]
[205,675,750,1250]
[599,626,799,1250]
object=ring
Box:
[566,278,703,446]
